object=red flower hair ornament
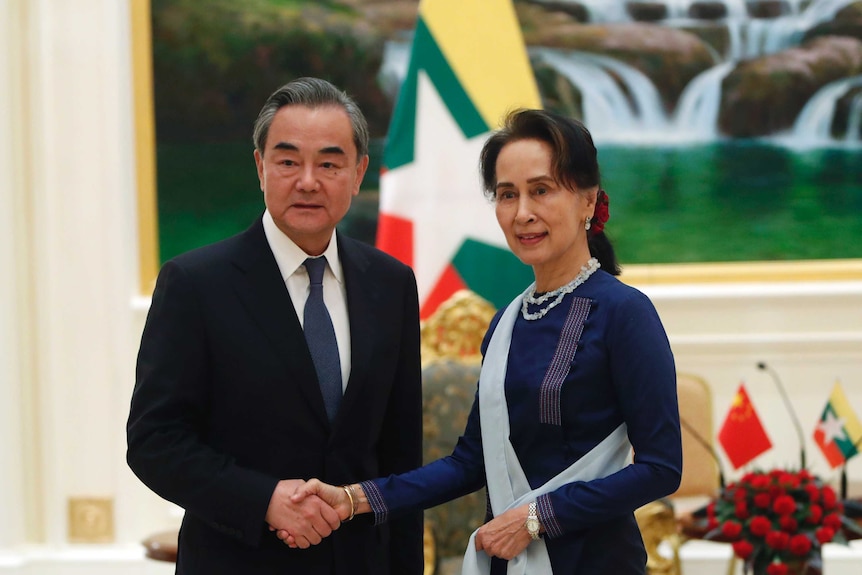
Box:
[590,189,610,235]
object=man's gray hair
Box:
[252,77,369,159]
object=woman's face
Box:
[493,138,596,284]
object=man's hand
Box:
[474,503,534,560]
[278,478,354,548]
[264,479,341,549]
[292,479,353,519]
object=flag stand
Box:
[841,436,862,500]
[842,465,848,500]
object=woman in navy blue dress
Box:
[287,109,682,574]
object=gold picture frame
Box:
[129,2,862,295]
[131,0,159,295]
[621,258,862,286]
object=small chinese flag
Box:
[718,383,773,469]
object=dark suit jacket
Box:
[127,216,424,575]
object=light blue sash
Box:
[461,288,632,575]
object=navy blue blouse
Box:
[363,270,682,574]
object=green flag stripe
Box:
[829,387,862,444]
[384,17,489,171]
[833,436,859,459]
[825,404,861,459]
[452,239,533,310]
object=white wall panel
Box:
[0,0,29,549]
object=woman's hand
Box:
[474,503,535,560]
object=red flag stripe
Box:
[376,213,413,267]
[420,264,466,320]
[813,428,847,468]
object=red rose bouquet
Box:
[703,469,862,574]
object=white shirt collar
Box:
[262,210,343,284]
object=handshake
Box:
[265,477,538,561]
[264,478,362,549]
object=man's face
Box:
[254,104,368,255]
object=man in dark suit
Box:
[126,77,424,574]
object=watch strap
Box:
[526,501,541,540]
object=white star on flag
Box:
[379,72,508,301]
[375,0,541,316]
[817,411,847,445]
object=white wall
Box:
[1,0,861,573]
[645,280,862,486]
[0,0,178,561]
[0,0,31,551]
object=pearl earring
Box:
[584,217,591,231]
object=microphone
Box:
[757,362,806,469]
[680,416,726,490]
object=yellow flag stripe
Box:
[421,0,541,129]
[829,381,862,442]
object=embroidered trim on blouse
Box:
[539,296,593,426]
[537,493,563,538]
[360,480,389,525]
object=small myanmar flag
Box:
[813,381,862,468]
[375,0,542,319]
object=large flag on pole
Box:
[376,0,542,318]
[813,381,862,468]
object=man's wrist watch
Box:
[525,502,541,540]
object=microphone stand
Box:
[680,417,726,489]
[758,362,806,469]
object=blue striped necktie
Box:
[303,257,342,422]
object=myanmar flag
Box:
[717,383,773,470]
[813,381,862,468]
[375,0,542,319]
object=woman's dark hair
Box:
[479,108,620,275]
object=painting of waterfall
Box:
[151,0,862,266]
[504,0,862,264]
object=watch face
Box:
[526,517,539,532]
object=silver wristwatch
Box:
[525,502,541,540]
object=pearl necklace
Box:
[521,258,600,321]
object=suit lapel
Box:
[337,236,378,426]
[229,218,330,427]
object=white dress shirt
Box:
[262,210,351,391]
